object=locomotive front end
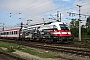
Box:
[49,22,73,43]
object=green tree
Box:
[86,16,90,28]
[69,19,79,28]
[81,26,87,38]
[85,16,90,38]
[69,19,79,37]
[69,17,90,39]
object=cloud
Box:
[1,0,89,26]
[0,0,56,15]
[54,0,70,2]
[0,0,58,24]
[73,0,90,25]
[74,0,90,14]
[63,0,70,2]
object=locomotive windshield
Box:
[59,24,69,30]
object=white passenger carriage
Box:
[0,28,21,39]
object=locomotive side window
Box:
[8,32,10,35]
[1,32,3,35]
[59,24,69,30]
[3,32,5,35]
[12,31,13,35]
[1,33,3,35]
[14,31,15,34]
[6,32,9,35]
[53,25,57,30]
[10,32,11,35]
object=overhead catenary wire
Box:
[1,0,89,20]
[1,0,51,19]
[21,0,90,20]
[1,0,90,27]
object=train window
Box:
[12,31,13,35]
[9,32,10,35]
[32,27,36,30]
[4,32,6,35]
[16,31,18,34]
[7,32,9,35]
[24,29,27,31]
[14,31,16,34]
[1,33,2,35]
[10,32,12,35]
[53,25,57,30]
[2,33,4,35]
[14,31,18,34]
[59,24,69,30]
[1,33,3,35]
[8,32,10,35]
[5,32,7,35]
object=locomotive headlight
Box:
[25,36,27,38]
[66,32,68,35]
[68,32,71,34]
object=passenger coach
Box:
[0,28,21,39]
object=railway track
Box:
[23,43,90,58]
[0,51,25,60]
[0,39,90,58]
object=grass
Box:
[0,41,58,58]
[22,47,57,58]
[73,41,90,47]
[73,37,90,47]
[73,41,90,51]
[0,39,90,59]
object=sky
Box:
[0,0,90,29]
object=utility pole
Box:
[67,5,90,41]
[57,11,59,22]
[77,5,82,41]
[42,18,45,24]
[60,13,61,22]
[57,11,61,22]
[2,23,4,31]
[20,22,23,30]
[19,22,23,40]
[49,11,61,22]
[0,23,4,31]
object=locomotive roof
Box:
[50,22,64,25]
[0,28,20,32]
[22,22,65,30]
